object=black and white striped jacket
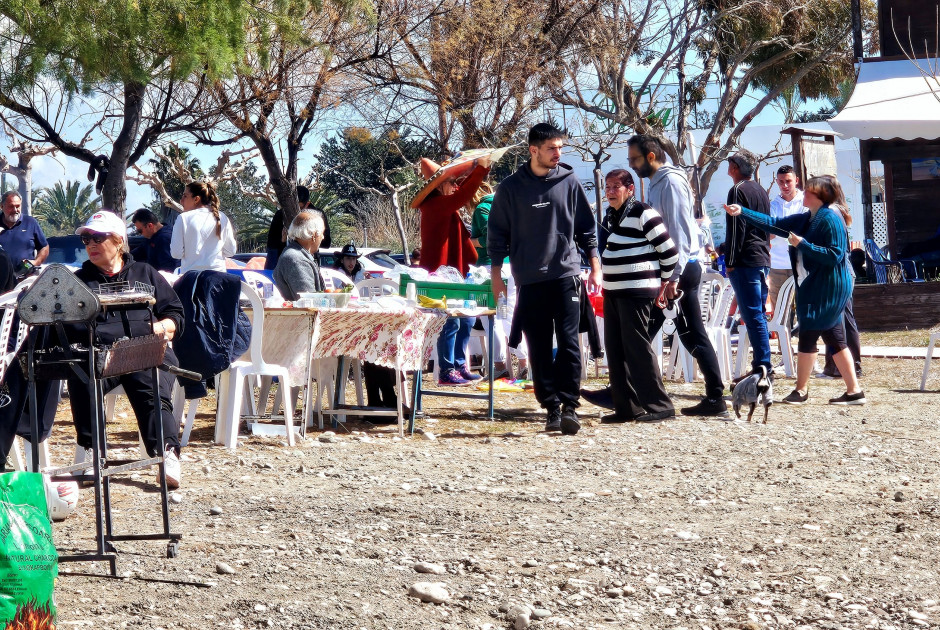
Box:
[601,197,679,298]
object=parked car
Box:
[316,247,409,279]
[46,235,148,270]
[230,252,267,265]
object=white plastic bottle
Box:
[497,293,508,320]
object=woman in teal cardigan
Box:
[725,175,865,406]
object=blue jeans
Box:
[437,317,473,373]
[728,266,771,371]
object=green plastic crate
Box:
[399,273,495,307]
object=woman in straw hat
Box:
[412,154,491,385]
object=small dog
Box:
[731,365,773,423]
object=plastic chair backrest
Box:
[768,275,796,327]
[320,267,354,291]
[242,270,282,301]
[356,278,399,298]
[240,282,266,369]
[708,280,735,329]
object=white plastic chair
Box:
[215,282,296,449]
[704,280,736,381]
[355,277,399,298]
[920,326,940,390]
[766,276,797,377]
[320,267,354,291]
[242,270,282,302]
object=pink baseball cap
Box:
[75,210,127,240]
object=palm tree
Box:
[32,181,102,236]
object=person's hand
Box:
[153,319,175,341]
[656,283,670,309]
[663,279,679,300]
[787,232,803,247]
[491,274,507,306]
[587,267,602,292]
[723,204,742,216]
[477,154,492,169]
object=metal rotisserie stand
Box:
[17,264,184,575]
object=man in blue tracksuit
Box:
[488,123,602,435]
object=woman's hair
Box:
[471,182,494,209]
[805,175,852,226]
[288,211,325,242]
[110,233,130,254]
[605,169,635,188]
[186,181,223,237]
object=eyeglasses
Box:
[80,233,110,245]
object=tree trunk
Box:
[389,191,411,265]
[16,157,32,216]
[253,134,300,225]
[100,81,147,215]
[593,167,604,226]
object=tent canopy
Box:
[829,59,940,141]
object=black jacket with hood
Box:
[487,162,598,286]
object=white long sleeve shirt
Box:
[170,207,236,274]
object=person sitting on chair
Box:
[273,212,327,301]
[333,243,366,283]
[69,210,186,488]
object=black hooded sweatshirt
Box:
[487,162,598,286]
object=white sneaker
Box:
[162,447,181,489]
[72,446,94,479]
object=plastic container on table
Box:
[398,273,495,308]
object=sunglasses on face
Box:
[80,233,110,245]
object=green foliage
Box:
[32,180,101,236]
[0,0,250,91]
[703,0,876,103]
[315,127,433,217]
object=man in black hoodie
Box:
[725,150,772,376]
[488,123,601,435]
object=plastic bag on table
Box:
[0,471,57,628]
[429,266,463,282]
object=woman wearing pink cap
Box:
[68,210,186,488]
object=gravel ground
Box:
[37,353,940,630]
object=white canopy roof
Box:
[829,59,940,141]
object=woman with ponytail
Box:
[171,180,237,274]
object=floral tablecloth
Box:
[257,307,448,384]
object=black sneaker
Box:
[580,386,615,410]
[601,413,636,424]
[545,407,562,432]
[829,391,866,405]
[782,389,809,405]
[680,397,729,417]
[560,405,580,435]
[635,409,675,423]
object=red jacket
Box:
[418,165,488,276]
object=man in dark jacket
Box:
[725,150,772,375]
[131,208,180,272]
[488,123,601,436]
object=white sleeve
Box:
[222,214,237,257]
[170,218,185,259]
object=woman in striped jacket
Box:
[601,169,680,423]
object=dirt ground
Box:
[35,338,940,630]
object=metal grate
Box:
[94,281,155,296]
[872,202,888,249]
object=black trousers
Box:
[517,276,582,410]
[605,294,674,417]
[67,349,180,457]
[362,362,398,408]
[824,297,862,374]
[647,263,725,400]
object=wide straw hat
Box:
[410,146,514,209]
